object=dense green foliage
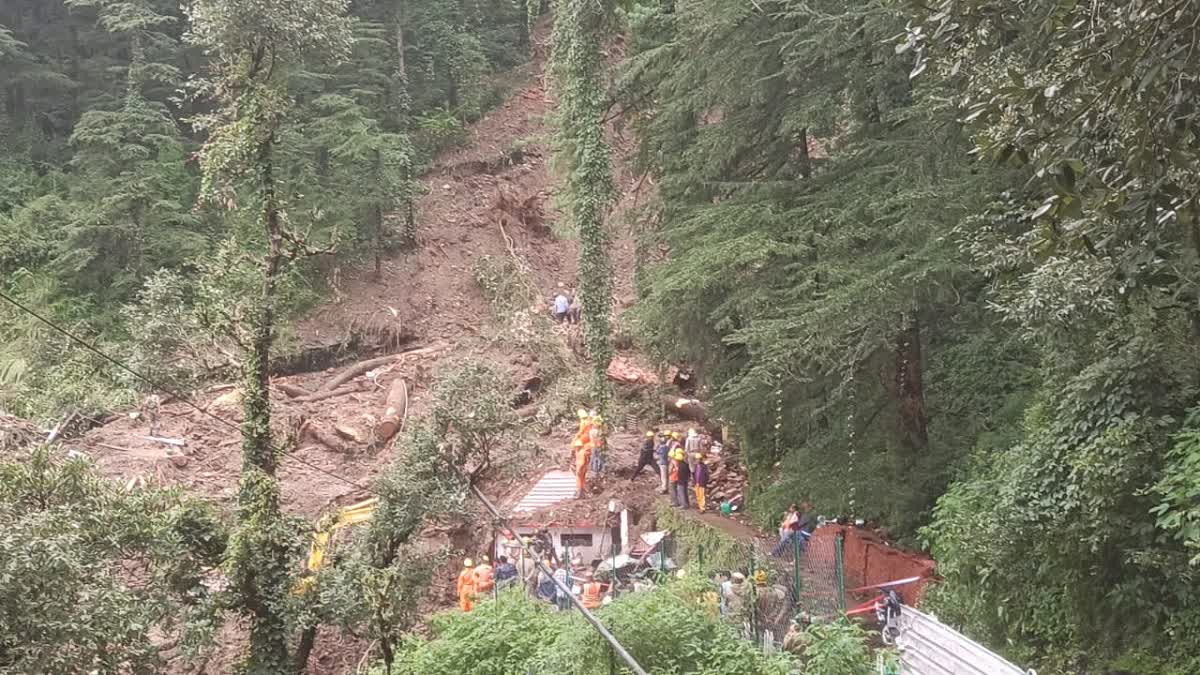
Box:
[0,447,227,674]
[0,0,530,420]
[624,0,1200,671]
[385,581,798,675]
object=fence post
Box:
[660,535,667,577]
[612,540,619,599]
[792,530,802,606]
[748,544,760,646]
[834,532,846,614]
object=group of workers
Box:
[631,427,712,512]
[714,568,792,645]
[551,288,582,324]
[456,554,523,612]
[458,533,613,613]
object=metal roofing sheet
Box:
[513,470,577,513]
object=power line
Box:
[0,288,368,491]
[2,288,648,669]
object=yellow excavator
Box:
[294,497,378,594]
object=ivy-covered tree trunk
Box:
[551,0,615,409]
[393,10,417,250]
[232,124,294,674]
[892,312,928,454]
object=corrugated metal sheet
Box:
[513,470,577,513]
[897,606,1030,675]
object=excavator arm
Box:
[296,497,378,594]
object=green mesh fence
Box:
[653,520,846,649]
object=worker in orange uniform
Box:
[474,554,495,596]
[581,573,607,610]
[573,434,592,499]
[574,408,593,445]
[457,558,477,612]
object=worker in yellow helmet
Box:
[573,436,591,498]
[669,445,691,508]
[458,558,477,612]
[692,452,710,512]
[574,409,594,449]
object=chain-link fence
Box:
[656,523,847,649]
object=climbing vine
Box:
[185,0,352,671]
[550,0,616,409]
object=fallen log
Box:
[662,395,711,426]
[274,382,312,398]
[318,344,442,393]
[375,378,409,442]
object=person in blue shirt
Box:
[654,433,671,495]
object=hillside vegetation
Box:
[3,0,1200,673]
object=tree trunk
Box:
[236,126,293,672]
[893,312,928,454]
[375,378,409,442]
[294,626,317,675]
[373,149,384,281]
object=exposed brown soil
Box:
[68,19,668,674]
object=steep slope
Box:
[70,24,656,674]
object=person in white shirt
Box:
[552,293,569,322]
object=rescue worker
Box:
[519,537,538,593]
[580,574,606,610]
[654,432,671,494]
[588,423,606,478]
[573,436,591,498]
[495,555,518,588]
[474,554,495,595]
[685,428,703,456]
[670,447,691,508]
[692,452,710,512]
[537,560,558,602]
[574,409,592,445]
[553,561,572,610]
[631,430,657,481]
[457,558,477,612]
[753,570,790,645]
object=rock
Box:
[167,450,189,468]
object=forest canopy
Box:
[3,0,1200,673]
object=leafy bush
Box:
[800,619,875,675]
[387,581,795,675]
[0,447,227,674]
